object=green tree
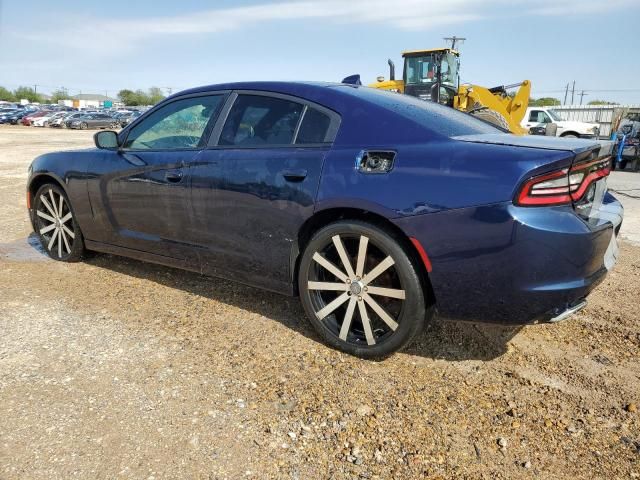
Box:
[147,86,165,105]
[0,86,16,102]
[13,86,43,103]
[118,89,137,106]
[119,87,166,106]
[133,89,148,105]
[50,89,70,104]
[588,100,618,106]
[529,97,561,107]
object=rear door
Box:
[87,93,226,261]
[190,92,340,291]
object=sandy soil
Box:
[0,125,638,479]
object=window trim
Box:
[119,91,230,152]
[206,89,341,149]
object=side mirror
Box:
[94,130,119,150]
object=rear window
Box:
[349,87,502,137]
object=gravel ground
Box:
[0,126,638,479]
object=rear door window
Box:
[219,95,303,146]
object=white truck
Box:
[521,107,600,139]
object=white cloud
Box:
[528,0,637,15]
[6,0,639,55]
[8,0,494,54]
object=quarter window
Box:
[124,95,224,150]
[219,95,303,146]
[295,107,332,144]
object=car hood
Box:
[452,133,608,154]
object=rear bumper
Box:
[393,194,623,324]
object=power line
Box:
[443,35,466,50]
[578,90,588,105]
[571,80,575,104]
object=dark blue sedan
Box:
[26,82,623,357]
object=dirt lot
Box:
[0,125,638,479]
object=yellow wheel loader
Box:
[366,48,530,135]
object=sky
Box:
[1,0,639,104]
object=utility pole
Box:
[570,80,575,105]
[563,83,569,105]
[443,36,466,50]
[33,84,38,94]
[579,90,588,105]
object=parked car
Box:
[22,110,50,126]
[0,109,19,124]
[119,111,142,127]
[49,112,75,128]
[521,107,600,138]
[0,110,28,125]
[26,82,622,357]
[32,111,63,127]
[63,113,88,128]
[68,113,119,130]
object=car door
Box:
[86,93,227,262]
[190,92,340,292]
[95,114,109,128]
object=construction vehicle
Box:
[365,48,531,135]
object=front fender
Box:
[27,150,95,234]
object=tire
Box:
[109,122,116,129]
[468,103,511,131]
[298,220,427,358]
[33,183,85,262]
[561,133,578,138]
[80,122,88,130]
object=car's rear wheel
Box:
[109,122,117,129]
[33,183,85,262]
[298,220,427,358]
[80,122,88,130]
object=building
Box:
[60,94,122,109]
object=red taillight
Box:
[516,156,611,206]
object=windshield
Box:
[404,52,459,87]
[547,109,564,121]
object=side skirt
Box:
[84,239,296,297]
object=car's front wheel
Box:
[299,220,427,358]
[33,183,85,262]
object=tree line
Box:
[117,88,165,106]
[0,85,166,106]
[529,97,619,106]
[0,85,618,108]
